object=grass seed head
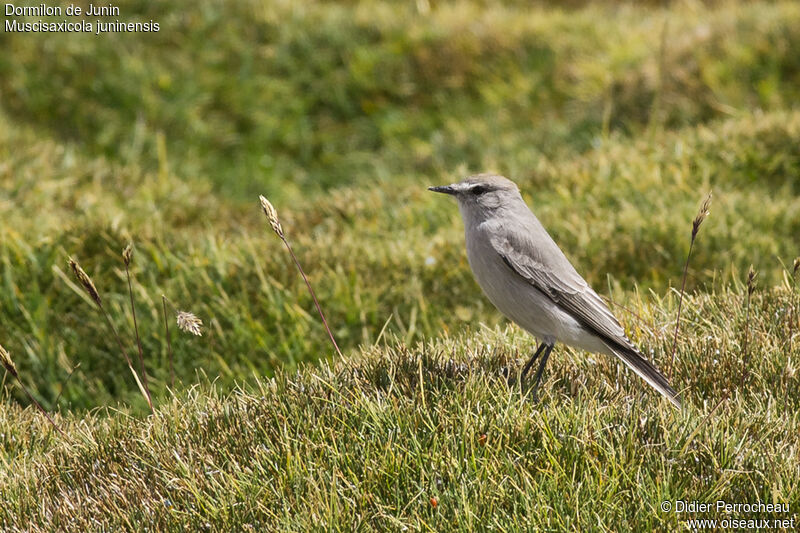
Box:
[0,343,17,377]
[69,257,102,307]
[793,257,800,275]
[747,265,758,295]
[176,311,203,336]
[122,243,134,267]
[692,190,712,239]
[259,195,284,238]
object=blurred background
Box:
[1,0,798,410]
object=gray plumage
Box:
[430,173,681,408]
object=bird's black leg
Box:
[520,343,547,382]
[529,343,554,402]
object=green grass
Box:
[2,287,799,530]
[2,1,800,197]
[2,106,798,412]
[1,0,799,529]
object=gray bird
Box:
[430,174,681,408]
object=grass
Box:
[2,106,798,412]
[1,287,799,530]
[2,1,800,198]
[669,190,712,378]
[1,0,799,529]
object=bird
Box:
[429,173,681,408]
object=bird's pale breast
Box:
[465,222,609,354]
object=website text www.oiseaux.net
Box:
[661,500,795,530]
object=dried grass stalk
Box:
[68,257,153,414]
[258,194,343,358]
[669,191,712,379]
[1,342,66,437]
[259,195,284,238]
[69,257,101,307]
[790,257,800,352]
[741,266,758,388]
[692,192,712,240]
[122,242,152,408]
[122,243,134,267]
[162,295,175,388]
[0,343,17,376]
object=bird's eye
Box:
[471,186,487,196]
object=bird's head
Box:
[429,173,521,221]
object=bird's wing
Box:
[487,225,681,408]
[488,230,628,346]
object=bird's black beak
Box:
[428,185,457,195]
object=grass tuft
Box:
[2,286,799,529]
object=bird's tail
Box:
[605,343,682,409]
